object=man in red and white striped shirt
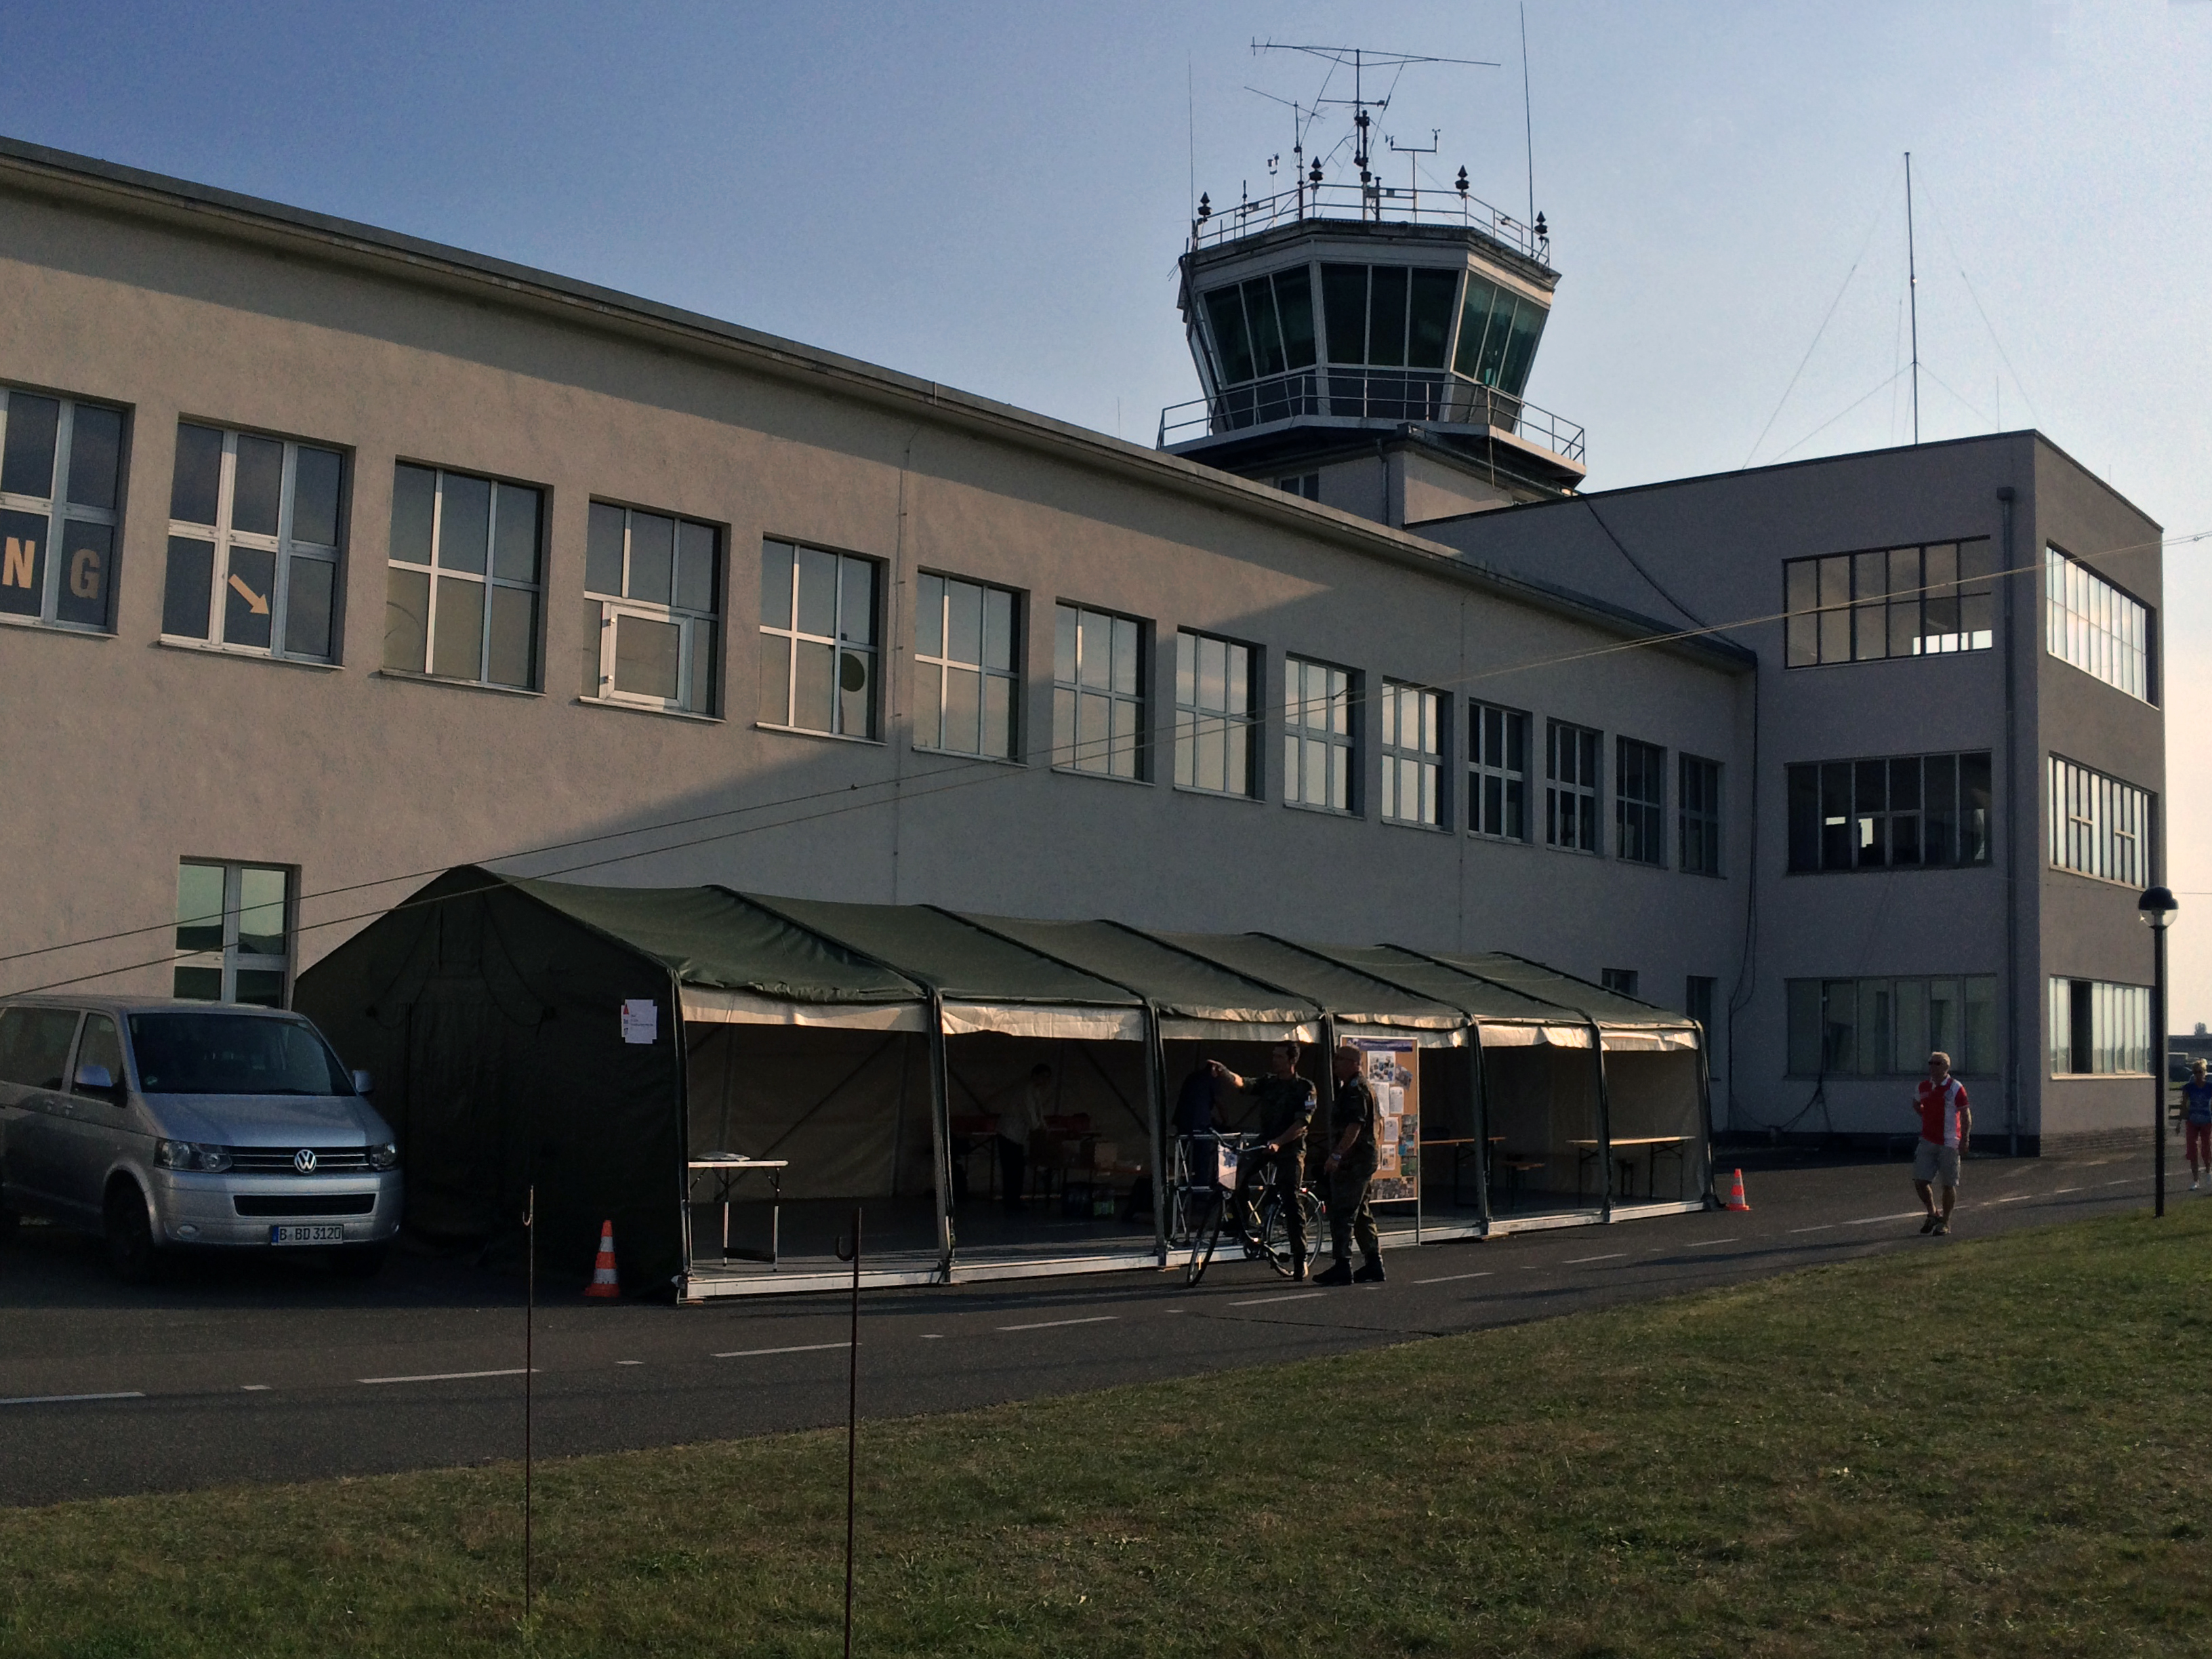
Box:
[1911,1050,1971,1235]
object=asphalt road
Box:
[0,1146,2179,1509]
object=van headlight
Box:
[367,1143,399,1170]
[155,1141,233,1172]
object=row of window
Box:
[1787,973,2156,1080]
[1786,752,1994,874]
[1196,262,1547,397]
[2049,756,2152,888]
[1782,534,2158,709]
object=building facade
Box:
[0,136,2165,1151]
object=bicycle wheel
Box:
[1185,1190,1226,1287]
[1259,1193,1294,1276]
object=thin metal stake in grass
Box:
[524,1185,535,1631]
[835,1206,862,1658]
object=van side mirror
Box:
[351,1069,374,1095]
[74,1063,117,1095]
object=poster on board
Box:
[1348,1036,1419,1203]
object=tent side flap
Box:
[1332,1017,1465,1047]
[1157,1017,1324,1044]
[680,987,928,1031]
[938,1002,1147,1042]
[1477,1021,1587,1048]
[1600,1027,1702,1052]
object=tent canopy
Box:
[1424,949,1703,1051]
[752,895,1145,1042]
[1149,932,1467,1044]
[959,915,1324,1042]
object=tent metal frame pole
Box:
[926,993,954,1282]
[1590,1019,1614,1224]
[1470,1024,1494,1235]
[1142,1001,1168,1267]
[670,968,695,1301]
[1695,1023,1718,1208]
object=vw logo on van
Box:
[293,1148,317,1174]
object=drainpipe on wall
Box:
[1999,485,2021,1158]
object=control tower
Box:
[1158,49,1584,527]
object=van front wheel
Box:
[104,1185,159,1285]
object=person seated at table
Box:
[994,1063,1052,1214]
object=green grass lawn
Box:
[5,1203,2211,1658]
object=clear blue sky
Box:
[6,1,2209,1014]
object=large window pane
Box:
[1368,268,1408,367]
[64,405,123,510]
[224,545,276,649]
[56,521,112,629]
[1407,268,1457,368]
[1,394,58,496]
[292,447,344,547]
[628,512,675,605]
[613,612,680,700]
[1321,265,1367,363]
[163,536,215,639]
[176,863,225,954]
[493,484,541,583]
[171,424,225,526]
[390,464,436,564]
[231,435,283,537]
[384,565,429,670]
[587,502,626,596]
[487,586,537,689]
[284,556,335,659]
[430,575,485,678]
[237,867,287,957]
[436,474,489,574]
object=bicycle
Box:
[1183,1136,1324,1287]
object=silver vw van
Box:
[0,997,401,1282]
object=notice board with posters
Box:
[1349,1036,1419,1202]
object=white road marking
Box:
[998,1315,1120,1332]
[1564,1252,1628,1265]
[1228,1290,1325,1307]
[241,1384,272,1391]
[1412,1270,1494,1286]
[2051,1186,2083,1194]
[920,1333,945,1340]
[616,1360,642,1366]
[711,1342,851,1360]
[0,1391,145,1407]
[359,1368,535,1385]
[1843,1212,1927,1226]
[2104,1178,2136,1186]
[1685,1237,1739,1247]
[1789,1223,1839,1233]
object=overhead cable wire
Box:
[1740,161,1902,470]
[1918,171,2042,432]
[1771,365,1911,464]
[9,526,2203,994]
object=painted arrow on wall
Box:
[227,573,269,615]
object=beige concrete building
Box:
[0,134,2165,1153]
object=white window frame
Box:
[1283,655,1357,813]
[584,501,721,716]
[1469,701,1530,842]
[1052,602,1147,779]
[757,540,882,740]
[1174,628,1258,796]
[0,385,123,634]
[915,572,1019,760]
[1546,720,1603,853]
[173,860,293,1008]
[1380,681,1445,827]
[2046,544,2152,703]
[2049,755,2152,888]
[164,425,346,663]
[2049,977,2152,1077]
[384,464,544,689]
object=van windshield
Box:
[127,1013,354,1097]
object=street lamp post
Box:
[2139,885,2178,1218]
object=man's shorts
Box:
[1912,1140,1961,1186]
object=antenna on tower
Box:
[1905,150,1921,446]
[1256,41,1498,221]
[1387,127,1439,215]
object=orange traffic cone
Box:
[1724,1168,1751,1212]
[584,1218,621,1298]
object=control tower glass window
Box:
[1452,274,1547,396]
[1318,265,1460,370]
[1200,268,1315,386]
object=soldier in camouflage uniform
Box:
[1315,1042,1384,1284]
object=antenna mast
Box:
[1905,150,1920,445]
[1521,3,1536,226]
